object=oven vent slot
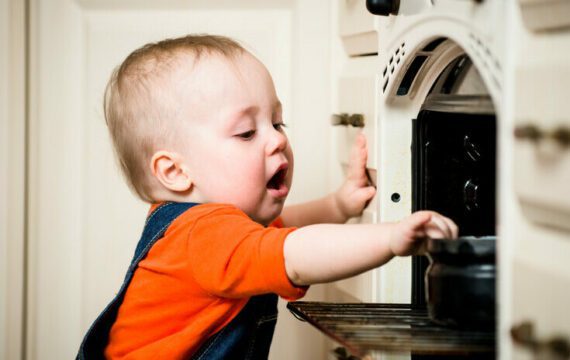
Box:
[397,55,428,96]
[395,37,451,96]
[381,42,406,93]
[422,37,447,52]
[468,33,502,90]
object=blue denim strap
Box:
[77,202,198,359]
[191,293,278,360]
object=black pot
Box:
[425,236,496,329]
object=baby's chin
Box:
[252,205,285,227]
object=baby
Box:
[77,34,457,359]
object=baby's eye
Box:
[236,130,256,140]
[273,122,287,132]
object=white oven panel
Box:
[376,30,502,225]
[372,1,508,311]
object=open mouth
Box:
[267,167,287,190]
[266,164,289,199]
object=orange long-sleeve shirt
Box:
[105,203,307,359]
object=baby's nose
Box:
[265,129,288,155]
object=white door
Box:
[0,0,26,359]
[27,0,331,359]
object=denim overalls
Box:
[77,202,279,359]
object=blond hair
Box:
[104,34,245,202]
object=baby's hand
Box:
[334,133,377,220]
[389,211,458,256]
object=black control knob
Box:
[366,0,400,16]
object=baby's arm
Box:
[280,133,376,227]
[283,211,458,286]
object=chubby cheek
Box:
[285,145,295,186]
[218,153,265,198]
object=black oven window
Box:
[414,107,497,236]
[411,50,497,314]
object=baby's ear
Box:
[150,150,192,192]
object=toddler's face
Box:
[176,52,293,225]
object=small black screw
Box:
[391,193,401,203]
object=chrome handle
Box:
[331,113,365,127]
[514,124,570,147]
[511,321,570,359]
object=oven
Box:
[288,1,570,359]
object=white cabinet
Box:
[501,8,570,359]
[513,56,570,232]
[518,0,570,31]
[511,18,570,232]
[335,55,379,169]
[331,0,392,306]
[338,0,377,55]
[332,54,381,302]
[510,238,570,359]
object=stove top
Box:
[287,301,496,358]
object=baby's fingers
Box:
[405,211,432,232]
[442,216,459,239]
[356,186,377,204]
[347,134,368,182]
[426,216,453,239]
